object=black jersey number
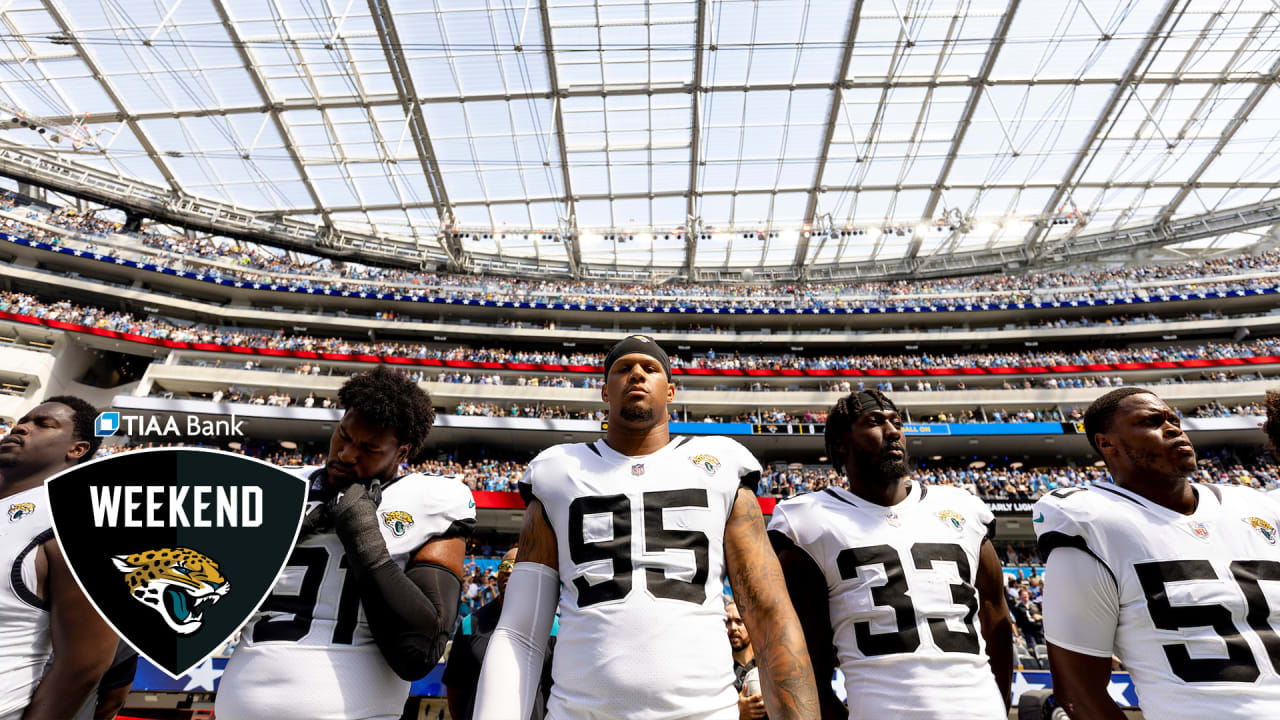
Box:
[836,542,980,657]
[1134,559,1280,683]
[253,547,362,644]
[568,490,710,608]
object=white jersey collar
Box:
[591,435,688,462]
[825,479,923,511]
[1093,481,1220,522]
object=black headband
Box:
[847,390,898,420]
[603,335,671,379]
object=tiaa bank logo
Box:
[45,448,307,678]
[94,411,120,437]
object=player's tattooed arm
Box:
[1046,646,1127,720]
[975,539,1014,709]
[725,488,820,720]
[770,531,848,720]
[516,498,559,569]
[22,540,117,720]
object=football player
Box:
[1262,389,1280,499]
[769,390,1012,719]
[1035,387,1280,718]
[473,335,818,719]
[216,367,475,720]
[0,397,118,720]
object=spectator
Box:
[725,597,767,720]
[1010,589,1044,645]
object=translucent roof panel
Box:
[0,0,1274,277]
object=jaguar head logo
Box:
[1245,517,1277,545]
[7,502,34,521]
[112,548,229,634]
[382,510,414,537]
[937,510,966,532]
[690,454,721,476]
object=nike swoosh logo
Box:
[1033,513,1045,523]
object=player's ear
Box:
[65,439,90,464]
[394,442,411,466]
[1094,432,1114,458]
[600,384,609,404]
[666,376,676,402]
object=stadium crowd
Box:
[6,290,1280,376]
[2,191,1279,312]
[75,435,1280,500]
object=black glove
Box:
[298,479,382,541]
[329,481,392,572]
[296,502,331,541]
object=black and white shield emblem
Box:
[45,448,306,678]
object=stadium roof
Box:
[0,0,1278,280]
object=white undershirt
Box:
[1042,547,1119,658]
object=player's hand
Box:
[738,685,767,720]
[329,482,392,570]
[328,479,383,521]
[296,501,332,540]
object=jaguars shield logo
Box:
[937,510,966,532]
[113,548,229,634]
[382,510,414,537]
[691,454,721,476]
[8,502,34,522]
[1244,517,1277,545]
[45,448,306,678]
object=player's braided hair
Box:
[44,394,102,463]
[1082,386,1155,455]
[825,389,897,476]
[337,366,436,463]
[1263,389,1280,451]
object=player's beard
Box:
[620,404,655,423]
[1122,442,1194,479]
[851,446,910,484]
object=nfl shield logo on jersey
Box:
[1244,517,1278,544]
[45,448,307,679]
[1186,521,1211,540]
[937,510,966,532]
[631,463,645,476]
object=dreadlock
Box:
[1082,387,1155,455]
[337,366,436,463]
[825,389,898,475]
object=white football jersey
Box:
[1034,482,1280,719]
[216,467,476,720]
[0,485,52,719]
[768,483,1005,720]
[520,435,760,720]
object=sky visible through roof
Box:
[0,0,1276,275]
